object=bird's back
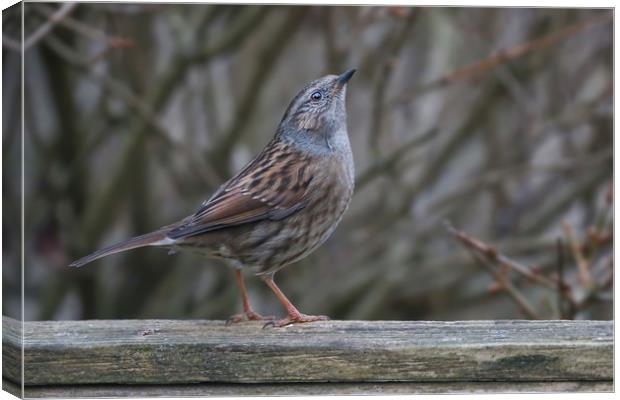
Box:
[177,138,354,275]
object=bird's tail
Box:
[69,230,171,268]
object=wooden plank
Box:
[1,316,21,387]
[2,317,612,387]
[2,379,612,397]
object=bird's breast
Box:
[253,155,353,273]
[185,151,355,275]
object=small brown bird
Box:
[71,69,356,327]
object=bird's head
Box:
[277,69,355,139]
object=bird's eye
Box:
[310,91,322,101]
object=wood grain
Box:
[2,317,612,393]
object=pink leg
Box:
[227,270,273,324]
[261,274,329,327]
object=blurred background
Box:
[2,4,612,321]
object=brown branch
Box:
[2,35,20,51]
[368,80,503,233]
[430,149,613,213]
[211,7,308,177]
[350,6,381,38]
[356,127,436,190]
[191,6,270,64]
[556,238,566,318]
[387,11,613,106]
[34,4,134,65]
[34,4,129,45]
[80,6,270,243]
[368,8,420,156]
[599,256,613,289]
[22,3,77,51]
[562,221,593,288]
[444,222,542,319]
[42,36,168,143]
[521,167,610,235]
[322,8,344,72]
[444,221,557,289]
[593,181,613,233]
[555,238,577,319]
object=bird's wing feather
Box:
[167,140,315,239]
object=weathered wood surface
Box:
[3,317,613,395]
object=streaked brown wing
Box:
[167,140,314,239]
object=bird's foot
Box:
[226,310,275,325]
[263,313,330,328]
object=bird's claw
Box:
[262,313,330,328]
[226,310,275,326]
[262,320,276,329]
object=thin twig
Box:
[368,8,420,156]
[4,3,77,51]
[454,9,536,118]
[443,221,557,289]
[521,168,610,235]
[44,33,220,189]
[443,222,542,319]
[80,6,269,242]
[371,80,503,233]
[430,149,613,213]
[387,12,613,106]
[599,256,613,289]
[555,238,577,319]
[34,4,127,44]
[586,182,613,258]
[43,36,164,135]
[211,7,308,177]
[322,7,343,72]
[2,35,20,51]
[562,220,593,288]
[34,4,134,64]
[192,6,270,64]
[356,127,436,190]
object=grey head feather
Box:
[276,74,350,154]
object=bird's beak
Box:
[335,69,356,88]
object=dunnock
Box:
[71,69,356,327]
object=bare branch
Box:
[555,238,577,319]
[322,8,343,72]
[35,2,78,32]
[80,6,271,242]
[2,35,20,51]
[444,221,557,289]
[34,4,134,64]
[211,7,308,177]
[368,8,420,156]
[443,221,543,319]
[562,220,593,288]
[192,6,270,64]
[368,80,504,232]
[387,12,613,106]
[5,3,78,52]
[356,127,436,190]
[521,168,610,234]
[35,4,121,43]
[430,149,613,213]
